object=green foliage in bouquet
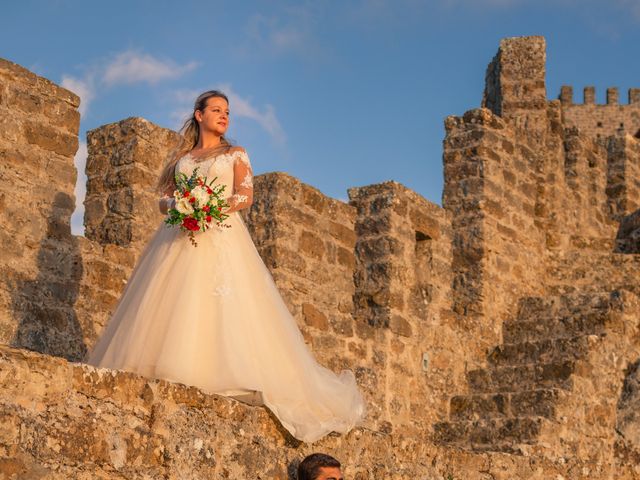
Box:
[164,167,231,246]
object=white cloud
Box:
[440,0,639,16]
[246,13,309,55]
[616,0,640,19]
[437,0,522,5]
[169,106,193,131]
[70,140,88,236]
[61,74,95,117]
[436,0,523,7]
[103,51,199,87]
[240,4,327,61]
[61,50,199,119]
[220,84,286,146]
[354,0,529,18]
[168,88,201,129]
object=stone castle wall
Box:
[1,35,640,479]
[83,118,181,248]
[0,58,83,358]
[2,344,582,480]
[560,85,640,140]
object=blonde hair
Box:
[156,90,233,194]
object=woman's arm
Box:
[159,187,176,214]
[222,148,254,214]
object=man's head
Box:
[297,453,343,480]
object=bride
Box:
[86,90,366,443]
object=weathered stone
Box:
[301,302,329,331]
[298,230,325,260]
[84,117,181,248]
[618,360,640,450]
[389,315,412,337]
[1,34,640,478]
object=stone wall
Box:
[607,134,640,221]
[442,36,635,354]
[245,172,358,363]
[84,117,181,248]
[442,108,548,358]
[559,126,613,244]
[482,36,548,146]
[617,209,640,254]
[1,33,640,479]
[347,182,459,431]
[0,58,82,358]
[1,344,578,480]
[560,86,640,140]
[445,37,555,356]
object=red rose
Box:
[183,191,190,198]
[189,197,196,204]
[206,215,212,222]
[202,205,210,212]
[182,217,199,231]
[206,188,213,194]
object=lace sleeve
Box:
[159,186,176,214]
[223,149,253,214]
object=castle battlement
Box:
[560,85,640,106]
[559,85,640,139]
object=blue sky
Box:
[3,0,640,234]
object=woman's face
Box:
[195,96,229,137]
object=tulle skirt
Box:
[86,212,365,442]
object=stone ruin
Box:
[0,35,639,479]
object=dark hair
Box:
[297,453,341,480]
[157,90,233,194]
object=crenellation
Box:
[560,85,573,105]
[561,85,640,141]
[584,85,596,104]
[83,118,181,248]
[561,86,640,106]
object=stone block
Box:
[298,230,325,260]
[301,302,329,331]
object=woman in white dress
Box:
[86,90,366,443]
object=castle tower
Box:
[482,36,548,145]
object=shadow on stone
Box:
[10,192,86,361]
[287,459,299,480]
[614,209,640,253]
[617,358,640,452]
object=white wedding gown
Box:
[86,148,366,443]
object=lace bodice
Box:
[173,148,253,214]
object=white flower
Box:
[176,197,194,215]
[191,185,210,206]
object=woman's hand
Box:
[159,196,175,214]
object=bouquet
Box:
[164,167,231,246]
